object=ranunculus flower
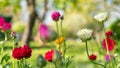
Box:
[51,11,61,21]
[105,54,114,62]
[38,23,57,42]
[12,45,32,60]
[102,38,116,51]
[45,50,62,62]
[0,17,5,29]
[12,47,23,60]
[89,54,97,60]
[3,22,11,30]
[21,45,32,58]
[77,28,93,42]
[105,30,113,38]
[94,12,108,22]
[0,17,11,30]
[55,36,65,45]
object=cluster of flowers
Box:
[12,45,32,60]
[77,12,116,67]
[0,17,11,31]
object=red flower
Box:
[45,50,62,62]
[12,45,32,60]
[45,50,54,61]
[106,30,113,38]
[12,47,23,60]
[89,54,97,60]
[102,38,116,51]
[21,45,32,58]
[51,11,61,21]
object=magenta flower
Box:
[51,11,61,21]
[105,54,114,62]
[0,17,11,30]
[38,23,57,42]
[0,17,5,29]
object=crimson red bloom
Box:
[11,31,15,36]
[51,11,61,21]
[21,45,32,58]
[12,47,23,60]
[106,30,113,38]
[102,38,116,51]
[89,54,97,60]
[45,50,62,62]
[12,45,32,60]
[45,50,54,61]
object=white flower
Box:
[94,12,108,22]
[77,28,93,42]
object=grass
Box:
[4,39,106,68]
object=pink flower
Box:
[11,31,15,36]
[51,11,61,21]
[89,54,97,60]
[0,17,5,29]
[106,30,113,38]
[0,17,11,30]
[3,22,11,30]
[105,54,114,62]
[38,23,50,41]
[38,23,57,42]
[102,38,116,51]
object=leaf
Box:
[1,53,10,64]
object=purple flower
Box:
[51,11,61,21]
[105,54,114,62]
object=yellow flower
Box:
[55,37,65,45]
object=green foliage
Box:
[0,0,21,13]
[110,19,120,39]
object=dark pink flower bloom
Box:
[0,17,11,30]
[102,38,116,52]
[105,54,114,62]
[3,22,11,30]
[38,23,57,42]
[106,30,113,38]
[38,23,50,41]
[51,11,61,21]
[0,17,5,29]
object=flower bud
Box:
[52,50,62,63]
[37,54,47,67]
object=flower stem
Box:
[56,21,59,38]
[85,41,106,68]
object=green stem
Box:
[63,40,66,58]
[60,20,63,36]
[56,21,59,38]
[85,41,106,68]
[12,37,15,68]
